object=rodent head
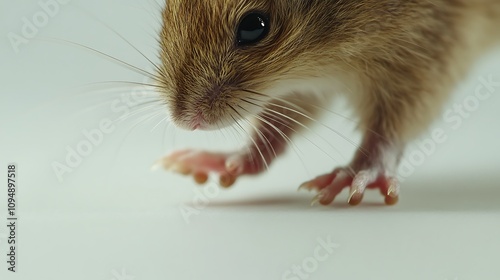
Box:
[157,0,375,130]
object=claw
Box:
[225,156,244,174]
[151,161,161,171]
[193,172,208,184]
[347,170,374,205]
[386,178,400,198]
[220,174,236,188]
[347,189,363,206]
[298,182,315,192]
[384,178,400,205]
[384,195,399,205]
[301,166,399,206]
[311,192,323,206]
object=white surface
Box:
[1,1,500,279]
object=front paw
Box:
[156,149,256,188]
[300,167,400,206]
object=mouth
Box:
[189,113,208,131]
[187,112,207,131]
[178,110,238,131]
[170,93,247,131]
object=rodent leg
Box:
[300,131,402,206]
[157,94,321,188]
[155,118,288,187]
[156,120,287,188]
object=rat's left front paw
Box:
[300,167,400,206]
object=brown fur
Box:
[158,0,500,151]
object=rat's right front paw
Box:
[155,149,264,188]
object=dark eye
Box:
[237,12,270,46]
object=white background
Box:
[1,0,500,279]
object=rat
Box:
[155,0,500,206]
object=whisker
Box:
[239,97,355,174]
[82,80,165,90]
[241,91,369,157]
[230,105,277,161]
[260,109,352,173]
[115,102,165,124]
[241,97,352,155]
[264,106,357,165]
[241,88,392,146]
[236,105,314,175]
[162,122,177,152]
[129,98,165,108]
[256,97,366,156]
[37,37,161,83]
[108,107,166,166]
[229,120,257,172]
[161,118,171,152]
[68,97,162,123]
[225,116,255,168]
[237,104,291,156]
[120,105,167,133]
[49,97,162,133]
[151,115,170,133]
[228,107,270,172]
[227,118,251,155]
[144,111,171,129]
[71,6,164,76]
[239,100,345,167]
[23,84,159,120]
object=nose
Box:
[190,112,206,130]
